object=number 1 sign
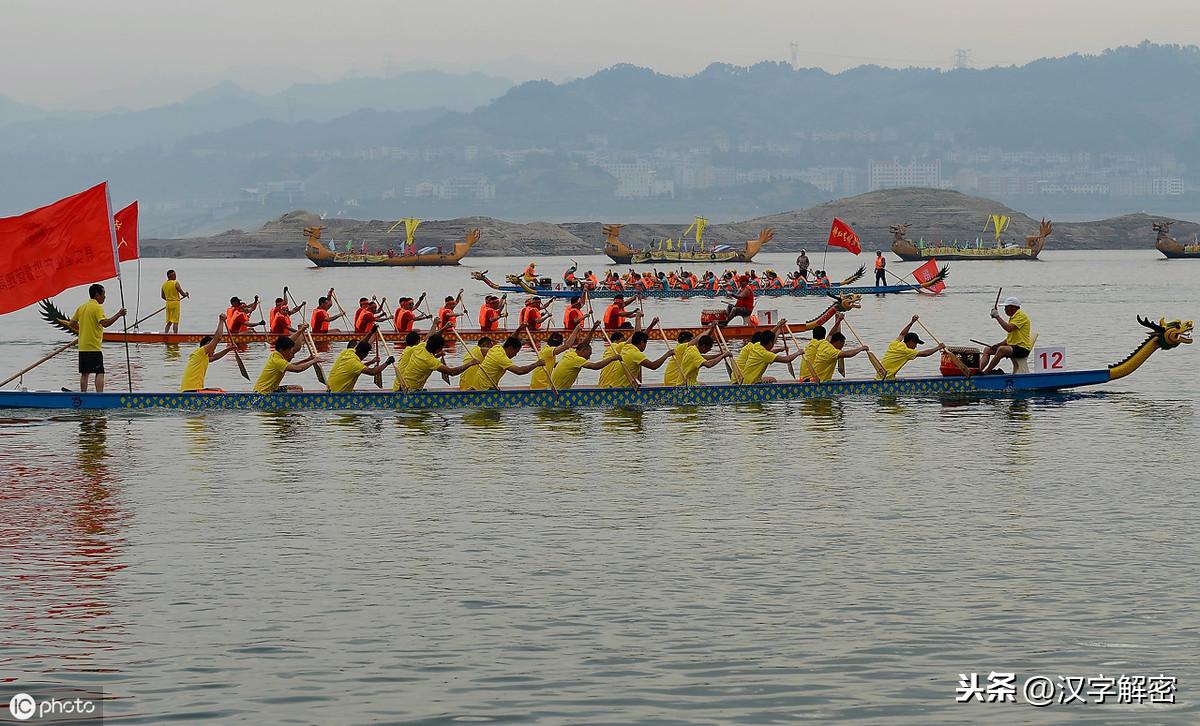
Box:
[1032,346,1066,372]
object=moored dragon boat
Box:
[1,317,1189,411]
[1153,220,1200,259]
[304,223,480,267]
[604,219,772,265]
[472,269,947,299]
[891,217,1051,261]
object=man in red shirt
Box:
[225,296,260,334]
[269,297,304,335]
[393,297,430,332]
[437,296,463,330]
[721,275,755,327]
[310,289,344,332]
[563,296,586,330]
[354,298,378,334]
[478,295,504,331]
[603,295,638,329]
[518,296,551,331]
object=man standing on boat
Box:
[66,284,126,393]
[161,269,189,334]
[874,251,887,287]
[253,325,319,394]
[796,250,810,278]
[980,297,1033,374]
[180,317,236,392]
[877,316,944,380]
[327,328,396,393]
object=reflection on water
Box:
[601,406,646,435]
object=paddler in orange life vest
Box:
[225,296,260,334]
[437,296,463,329]
[310,289,344,333]
[563,295,586,330]
[518,296,551,330]
[603,295,639,329]
[394,297,431,332]
[721,275,755,327]
[354,298,378,334]
[269,297,304,335]
[478,295,504,331]
[522,262,538,284]
[813,270,832,288]
[584,271,599,290]
[874,251,887,286]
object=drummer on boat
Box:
[721,275,755,327]
[980,297,1033,374]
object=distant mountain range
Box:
[142,189,1199,258]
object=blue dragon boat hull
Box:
[0,370,1113,411]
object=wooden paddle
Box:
[376,327,407,393]
[219,316,251,381]
[915,319,971,376]
[0,340,77,388]
[840,317,886,378]
[654,319,689,388]
[526,328,559,394]
[993,287,1003,311]
[284,286,326,386]
[130,305,167,329]
[775,319,797,379]
[714,324,743,384]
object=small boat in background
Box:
[604,217,771,264]
[1154,220,1200,259]
[892,217,1050,261]
[304,219,480,267]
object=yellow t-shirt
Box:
[804,339,841,382]
[402,345,444,390]
[327,349,366,392]
[161,280,181,301]
[551,349,589,389]
[469,346,513,390]
[737,342,778,384]
[1005,309,1032,349]
[254,350,289,393]
[664,343,704,386]
[601,345,647,388]
[71,300,106,352]
[458,345,486,390]
[878,339,919,379]
[180,346,211,391]
[392,346,417,391]
[529,345,557,389]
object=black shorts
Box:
[78,351,104,374]
[1011,346,1030,359]
[727,306,752,319]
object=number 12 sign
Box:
[1032,346,1066,372]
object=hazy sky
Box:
[2,0,1196,109]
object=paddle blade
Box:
[373,370,383,388]
[235,354,250,381]
[868,352,887,378]
[315,363,327,386]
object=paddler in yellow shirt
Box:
[399,333,478,390]
[327,327,396,392]
[161,269,189,334]
[980,297,1033,374]
[253,324,319,394]
[733,329,803,384]
[465,336,541,390]
[877,315,945,379]
[801,314,869,382]
[458,337,494,390]
[663,327,729,386]
[599,326,671,388]
[180,316,236,392]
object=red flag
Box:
[0,182,118,316]
[827,218,861,255]
[912,258,946,294]
[115,201,138,262]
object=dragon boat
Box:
[1,317,1189,411]
[304,224,480,267]
[45,296,863,346]
[472,269,947,300]
[891,218,1051,261]
[1154,221,1200,259]
[603,220,771,265]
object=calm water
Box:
[1,251,1197,724]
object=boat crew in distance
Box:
[980,297,1033,374]
[796,250,810,278]
[180,317,236,392]
[66,283,127,393]
[269,296,303,335]
[253,325,319,394]
[877,316,945,380]
[802,315,870,382]
[395,297,431,332]
[353,298,378,334]
[522,262,538,283]
[327,327,396,393]
[874,251,887,287]
[161,269,189,334]
[310,290,345,333]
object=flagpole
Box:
[104,184,133,392]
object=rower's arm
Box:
[101,309,127,327]
[701,351,730,368]
[899,315,918,340]
[837,345,868,359]
[508,361,541,375]
[204,317,223,356]
[177,281,189,298]
[364,356,397,374]
[285,356,317,372]
[438,359,478,376]
[774,349,804,363]
[640,351,671,371]
[992,313,1017,332]
[583,355,620,370]
[916,344,945,358]
[288,325,309,349]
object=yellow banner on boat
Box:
[695,216,708,245]
[665,238,674,251]
[986,214,1010,242]
[403,218,422,246]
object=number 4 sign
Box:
[1032,346,1066,372]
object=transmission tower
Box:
[790,41,799,69]
[954,48,972,70]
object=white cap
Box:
[1002,296,1021,307]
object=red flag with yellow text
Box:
[115,201,138,262]
[0,182,118,315]
[912,257,946,294]
[827,218,861,254]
